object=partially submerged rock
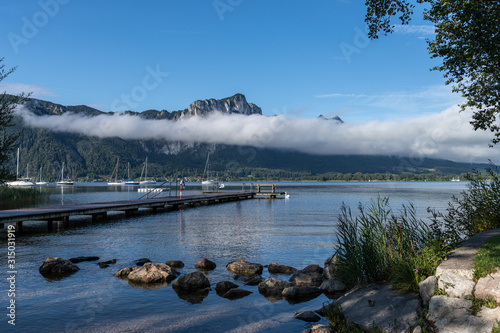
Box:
[195,258,216,271]
[127,262,179,284]
[268,263,296,275]
[282,286,323,302]
[172,271,210,291]
[215,281,239,296]
[294,311,321,322]
[135,258,151,266]
[243,274,263,286]
[166,260,185,268]
[39,257,79,279]
[221,288,252,300]
[98,259,117,268]
[69,256,100,263]
[320,277,346,293]
[289,270,324,287]
[258,278,293,297]
[114,266,139,279]
[226,260,263,276]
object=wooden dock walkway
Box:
[0,192,254,232]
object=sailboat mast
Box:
[16,148,19,180]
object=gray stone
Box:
[195,258,216,270]
[226,260,263,276]
[337,283,421,333]
[258,277,293,296]
[215,281,238,295]
[294,311,321,322]
[438,271,475,298]
[268,262,296,275]
[166,260,184,268]
[412,326,423,333]
[39,257,79,278]
[419,275,438,306]
[301,324,333,333]
[302,264,324,274]
[320,277,346,293]
[289,271,324,287]
[282,286,323,301]
[114,266,138,278]
[172,271,210,291]
[222,288,252,300]
[243,274,263,286]
[323,264,338,280]
[475,271,500,302]
[127,262,179,284]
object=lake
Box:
[1,181,467,332]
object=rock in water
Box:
[258,278,293,296]
[172,271,210,291]
[39,257,79,278]
[195,258,216,270]
[282,286,323,302]
[294,311,321,322]
[127,262,179,284]
[268,263,297,275]
[215,281,239,296]
[166,260,185,268]
[221,288,252,300]
[135,258,151,266]
[114,266,139,279]
[226,260,263,276]
[69,256,100,263]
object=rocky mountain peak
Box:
[182,93,262,119]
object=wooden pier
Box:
[0,192,254,233]
[254,184,286,199]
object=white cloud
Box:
[393,25,435,35]
[0,83,56,98]
[15,105,499,164]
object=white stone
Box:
[437,271,475,298]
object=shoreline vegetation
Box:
[326,167,500,332]
[0,186,46,210]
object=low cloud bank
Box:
[15,106,498,164]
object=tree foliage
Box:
[365,0,500,144]
[0,58,30,182]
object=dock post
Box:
[15,221,23,233]
[63,216,69,228]
[92,214,97,223]
[47,219,53,231]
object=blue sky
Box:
[0,0,461,123]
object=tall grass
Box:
[334,196,437,290]
[0,186,46,209]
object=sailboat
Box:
[35,166,48,185]
[6,148,35,187]
[201,153,215,186]
[107,158,123,185]
[123,162,139,185]
[139,157,156,184]
[56,162,74,185]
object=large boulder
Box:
[289,271,324,287]
[172,271,210,291]
[127,262,179,284]
[320,277,346,293]
[39,257,79,278]
[475,271,500,302]
[337,283,421,333]
[114,266,139,279]
[268,263,297,275]
[226,260,263,276]
[195,258,216,271]
[438,271,475,298]
[282,286,323,301]
[419,275,438,306]
[258,278,293,296]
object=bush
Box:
[334,197,434,288]
[430,166,500,240]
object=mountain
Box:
[7,93,488,181]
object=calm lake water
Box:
[2,181,467,333]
